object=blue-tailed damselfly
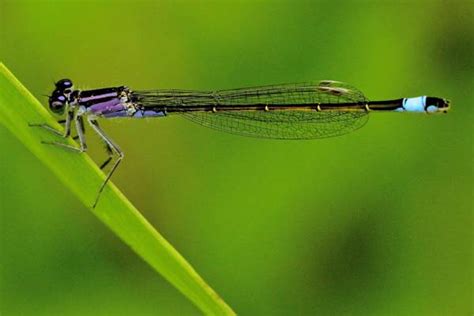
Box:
[30,79,450,207]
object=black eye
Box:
[49,90,67,114]
[55,78,73,91]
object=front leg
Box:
[41,115,87,153]
[29,110,74,137]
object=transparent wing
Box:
[137,80,370,139]
[180,111,369,139]
[136,80,368,107]
[215,80,367,105]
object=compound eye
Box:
[51,100,63,108]
[49,91,67,114]
[55,78,73,91]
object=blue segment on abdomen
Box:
[401,96,426,112]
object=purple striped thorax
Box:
[48,79,166,119]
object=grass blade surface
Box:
[0,62,235,316]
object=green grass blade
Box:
[0,62,236,316]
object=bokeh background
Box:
[1,0,472,315]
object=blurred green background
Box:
[1,0,472,315]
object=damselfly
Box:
[30,79,450,207]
